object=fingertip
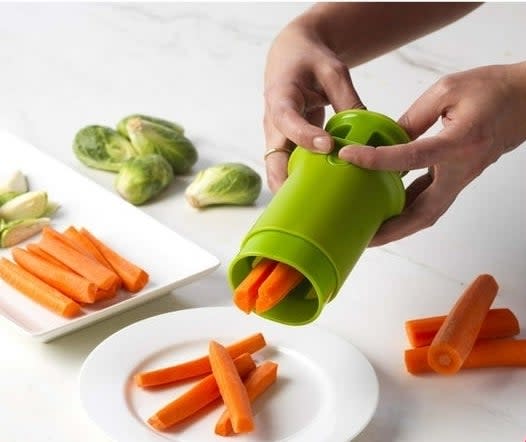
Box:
[312,135,333,153]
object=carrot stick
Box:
[208,340,254,434]
[233,259,277,314]
[135,332,266,388]
[215,361,278,436]
[62,226,114,270]
[405,339,526,374]
[0,257,81,317]
[26,243,72,272]
[79,227,149,293]
[405,308,519,347]
[42,226,98,261]
[147,353,256,431]
[254,262,304,314]
[427,274,499,375]
[39,234,120,291]
[12,247,97,304]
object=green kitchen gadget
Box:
[228,109,410,325]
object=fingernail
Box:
[313,136,332,153]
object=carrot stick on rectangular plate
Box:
[405,307,520,347]
[427,274,499,375]
[0,257,81,318]
[147,353,256,431]
[26,243,72,272]
[12,247,97,304]
[135,332,266,388]
[79,227,149,293]
[39,234,120,291]
[208,340,254,434]
[405,339,526,374]
[215,361,278,436]
[62,226,114,270]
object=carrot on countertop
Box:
[62,226,114,270]
[405,339,526,374]
[79,227,149,293]
[405,307,520,348]
[215,361,278,437]
[427,274,499,375]
[0,257,81,318]
[38,234,120,291]
[147,353,256,431]
[208,340,254,434]
[135,332,266,388]
[26,243,71,272]
[233,259,277,314]
[12,247,97,304]
[255,262,304,314]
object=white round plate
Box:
[79,307,378,442]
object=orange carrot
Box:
[63,226,114,270]
[0,257,80,317]
[135,332,266,387]
[12,247,97,304]
[208,340,254,434]
[147,353,256,431]
[233,259,277,314]
[405,308,519,347]
[427,274,499,375]
[255,262,304,314]
[39,234,120,291]
[215,361,278,436]
[42,226,98,261]
[79,228,148,293]
[26,243,72,272]
[405,339,526,374]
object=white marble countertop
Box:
[0,3,525,441]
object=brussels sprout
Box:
[0,217,50,248]
[0,170,28,194]
[0,191,48,221]
[0,192,21,207]
[126,118,198,175]
[185,163,262,208]
[116,114,184,138]
[73,125,138,172]
[114,154,174,205]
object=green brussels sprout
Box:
[0,192,21,207]
[114,154,174,205]
[0,191,48,221]
[73,125,138,172]
[0,170,28,194]
[126,118,198,175]
[116,114,184,138]
[185,163,262,208]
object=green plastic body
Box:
[228,109,410,325]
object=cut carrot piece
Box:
[215,361,278,436]
[135,332,266,388]
[405,339,526,374]
[63,226,114,270]
[0,257,80,317]
[405,308,519,347]
[39,234,120,291]
[209,340,254,434]
[233,259,277,314]
[255,262,304,314]
[12,247,97,304]
[427,274,499,375]
[148,353,256,431]
[26,243,71,272]
[79,228,148,293]
[42,226,98,261]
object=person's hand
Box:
[263,17,364,192]
[338,62,526,246]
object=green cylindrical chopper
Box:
[228,109,410,325]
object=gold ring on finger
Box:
[264,147,293,160]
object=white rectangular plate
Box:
[0,130,220,342]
